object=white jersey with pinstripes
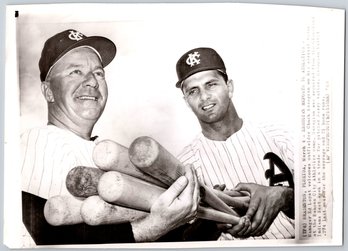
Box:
[177,121,295,240]
[21,125,97,199]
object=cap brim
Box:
[54,36,117,69]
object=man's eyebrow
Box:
[183,84,197,92]
[63,64,104,71]
[95,66,105,71]
[205,78,219,84]
[64,63,83,70]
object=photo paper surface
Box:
[4,3,344,248]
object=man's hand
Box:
[212,184,251,238]
[231,183,294,237]
[132,165,200,242]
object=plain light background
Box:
[1,0,347,250]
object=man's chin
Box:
[79,110,103,122]
[199,116,220,124]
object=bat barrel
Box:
[44,195,84,226]
[65,166,104,197]
[81,195,148,225]
[98,171,165,212]
[94,139,167,188]
[129,136,184,186]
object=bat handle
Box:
[199,182,239,217]
[197,206,240,225]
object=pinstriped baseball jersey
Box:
[177,121,295,240]
[20,125,98,246]
[21,125,97,199]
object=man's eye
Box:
[188,89,198,96]
[207,82,217,88]
[70,69,82,75]
[94,71,105,78]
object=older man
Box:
[21,29,201,245]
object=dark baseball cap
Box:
[175,47,227,88]
[39,29,117,82]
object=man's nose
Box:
[199,89,210,101]
[83,72,99,88]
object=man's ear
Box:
[181,84,191,109]
[41,81,54,102]
[227,79,234,99]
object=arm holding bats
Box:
[132,166,223,242]
[22,169,201,244]
[132,166,200,242]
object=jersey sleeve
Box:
[21,128,79,199]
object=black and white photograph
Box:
[3,3,344,248]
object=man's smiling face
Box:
[45,46,108,126]
[182,70,232,124]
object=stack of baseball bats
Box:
[43,136,250,227]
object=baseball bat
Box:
[98,171,240,225]
[213,189,250,209]
[98,171,164,211]
[81,195,148,225]
[128,136,240,216]
[197,206,242,224]
[44,195,84,226]
[93,139,167,188]
[220,189,250,197]
[66,166,104,197]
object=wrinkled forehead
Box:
[182,70,223,90]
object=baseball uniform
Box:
[177,121,295,240]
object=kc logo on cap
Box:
[175,47,227,88]
[68,30,84,41]
[39,29,117,82]
[186,52,201,67]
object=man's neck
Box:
[201,116,243,141]
[48,115,94,140]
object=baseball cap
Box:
[39,29,117,82]
[175,47,227,88]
